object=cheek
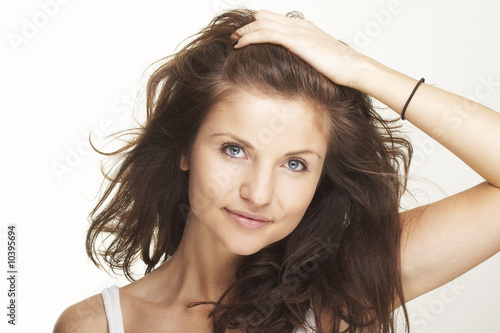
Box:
[277,178,319,227]
[264,184,317,246]
[187,152,243,213]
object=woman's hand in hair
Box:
[231,9,371,89]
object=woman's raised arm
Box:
[232,9,500,302]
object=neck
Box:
[151,212,244,304]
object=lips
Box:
[224,208,272,230]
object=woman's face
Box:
[183,89,328,256]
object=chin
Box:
[222,237,267,256]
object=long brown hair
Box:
[86,9,412,333]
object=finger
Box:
[232,18,283,40]
[231,16,305,44]
[231,9,307,41]
[233,29,294,50]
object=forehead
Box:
[206,89,329,137]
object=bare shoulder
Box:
[53,293,108,333]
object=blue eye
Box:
[222,144,245,158]
[286,159,307,172]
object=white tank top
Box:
[101,285,125,333]
[101,285,315,332]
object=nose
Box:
[239,163,274,207]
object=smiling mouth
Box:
[224,208,272,230]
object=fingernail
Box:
[231,40,239,47]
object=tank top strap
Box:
[294,306,316,332]
[101,285,125,333]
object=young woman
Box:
[53,9,500,333]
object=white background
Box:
[1,0,500,332]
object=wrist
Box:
[350,55,387,93]
[350,57,423,118]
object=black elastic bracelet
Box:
[401,78,425,120]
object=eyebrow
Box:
[210,132,255,149]
[284,150,322,160]
[210,132,322,159]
